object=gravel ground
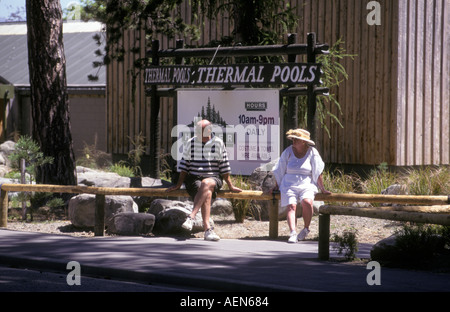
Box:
[5,212,403,245]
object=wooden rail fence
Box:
[0,183,449,260]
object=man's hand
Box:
[228,185,242,193]
[166,184,181,192]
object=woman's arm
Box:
[316,174,331,194]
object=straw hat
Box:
[286,129,315,146]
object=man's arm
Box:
[166,171,188,192]
[222,173,242,193]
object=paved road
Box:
[0,229,449,295]
[0,265,203,292]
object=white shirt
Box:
[272,146,325,192]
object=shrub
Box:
[361,163,399,195]
[8,135,53,182]
[373,224,449,270]
[109,163,135,177]
[332,228,359,260]
[228,175,251,223]
[406,166,450,195]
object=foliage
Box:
[332,228,359,261]
[360,162,399,195]
[109,163,135,177]
[297,39,356,135]
[228,175,251,223]
[377,223,450,269]
[405,166,450,196]
[325,164,449,197]
[126,132,146,177]
[191,0,298,47]
[46,197,65,208]
[104,133,146,177]
[8,135,54,182]
[73,0,197,81]
[76,139,112,169]
[322,168,360,194]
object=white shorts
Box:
[281,186,316,207]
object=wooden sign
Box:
[144,63,321,86]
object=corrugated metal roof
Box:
[0,21,106,86]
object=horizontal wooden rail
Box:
[318,204,450,261]
[1,183,449,241]
[1,184,448,204]
[320,205,450,225]
[314,193,450,205]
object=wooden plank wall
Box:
[396,0,449,166]
[107,0,449,167]
[295,0,449,166]
[294,0,399,166]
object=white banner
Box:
[175,89,280,175]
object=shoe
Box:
[204,228,220,241]
[297,228,310,241]
[288,231,298,243]
[181,216,193,231]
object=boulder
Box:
[76,166,132,188]
[69,194,138,228]
[211,198,233,215]
[147,199,214,235]
[0,141,16,167]
[106,212,155,236]
[76,166,168,189]
[370,234,398,263]
[381,184,408,195]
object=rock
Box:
[106,212,155,236]
[370,234,398,263]
[0,141,16,167]
[382,184,408,195]
[381,184,408,206]
[68,194,138,228]
[76,166,131,188]
[147,199,213,235]
[76,166,168,189]
[371,231,446,268]
[0,165,10,177]
[248,161,279,220]
[211,198,233,215]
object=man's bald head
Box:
[195,119,212,142]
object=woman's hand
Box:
[317,175,331,194]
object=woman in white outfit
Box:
[271,129,331,243]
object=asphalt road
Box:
[0,264,202,292]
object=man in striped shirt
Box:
[167,119,242,241]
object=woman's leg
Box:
[301,198,314,229]
[286,203,297,232]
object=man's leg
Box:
[191,178,216,230]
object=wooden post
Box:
[318,213,330,260]
[0,189,8,228]
[285,33,298,148]
[269,191,279,239]
[149,39,160,179]
[306,32,317,141]
[20,159,27,220]
[94,194,105,236]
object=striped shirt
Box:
[179,135,231,176]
